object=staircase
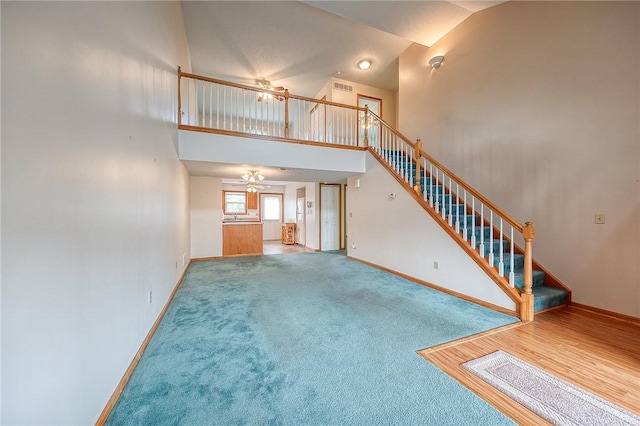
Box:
[382,148,570,315]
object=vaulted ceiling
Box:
[181,1,503,97]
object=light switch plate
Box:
[595,213,605,224]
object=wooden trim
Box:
[222,252,263,258]
[192,256,224,262]
[347,255,518,317]
[417,321,524,355]
[357,94,383,118]
[570,302,640,326]
[95,261,192,425]
[178,124,367,152]
[177,66,182,126]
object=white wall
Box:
[347,154,515,311]
[191,177,223,258]
[330,77,397,127]
[1,2,192,424]
[179,130,368,174]
[398,1,640,317]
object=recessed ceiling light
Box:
[357,59,372,70]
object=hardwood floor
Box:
[419,306,640,425]
[263,240,315,255]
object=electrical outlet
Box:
[182,253,187,267]
[594,213,605,224]
[433,261,439,270]
[148,291,152,304]
[351,242,356,249]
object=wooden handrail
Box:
[414,139,422,193]
[418,147,524,232]
[370,111,416,149]
[177,66,183,126]
[369,109,523,232]
[284,89,290,138]
[179,69,366,112]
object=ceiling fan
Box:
[231,181,271,193]
[255,79,285,102]
[231,170,271,192]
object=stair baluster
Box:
[498,219,505,277]
[471,198,476,249]
[488,212,495,268]
[509,227,515,287]
[479,204,485,258]
[462,191,468,242]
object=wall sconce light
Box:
[429,55,444,69]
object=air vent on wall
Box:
[333,82,353,92]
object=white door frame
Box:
[319,183,342,251]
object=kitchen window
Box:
[223,191,247,215]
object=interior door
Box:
[320,185,340,251]
[358,94,382,148]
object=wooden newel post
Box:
[284,89,290,138]
[521,221,535,322]
[363,105,369,147]
[414,139,422,194]
[177,66,182,126]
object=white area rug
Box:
[462,350,640,426]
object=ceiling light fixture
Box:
[357,59,372,70]
[242,170,265,183]
[429,55,444,69]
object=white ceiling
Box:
[179,1,502,182]
[181,1,502,96]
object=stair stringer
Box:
[365,148,526,318]
[347,152,519,315]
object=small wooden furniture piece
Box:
[281,223,295,245]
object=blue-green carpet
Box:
[107,252,518,425]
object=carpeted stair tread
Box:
[512,269,546,289]
[532,286,569,311]
[490,253,525,271]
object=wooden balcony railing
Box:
[178,67,368,148]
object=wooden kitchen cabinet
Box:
[223,222,263,256]
[281,223,295,245]
[247,191,258,210]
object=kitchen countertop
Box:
[222,220,263,225]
